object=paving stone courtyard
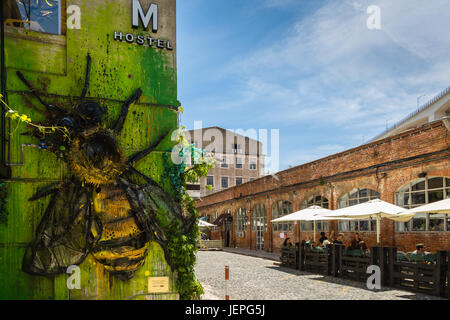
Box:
[195,251,445,300]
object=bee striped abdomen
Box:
[92,185,148,280]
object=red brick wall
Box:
[198,121,450,254]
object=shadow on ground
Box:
[266,265,447,300]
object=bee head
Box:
[68,128,126,186]
[78,101,105,124]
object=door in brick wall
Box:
[255,221,265,250]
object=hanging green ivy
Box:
[160,127,215,300]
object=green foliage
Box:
[0,180,8,225]
[160,127,214,300]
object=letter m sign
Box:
[132,0,158,32]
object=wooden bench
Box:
[386,248,448,297]
[280,246,298,269]
[300,245,333,276]
[336,245,384,283]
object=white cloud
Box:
[224,0,450,133]
[182,0,450,171]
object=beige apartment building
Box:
[186,127,265,199]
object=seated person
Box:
[411,243,430,255]
[305,238,312,247]
[349,233,363,250]
[319,232,328,245]
[283,237,293,247]
[409,244,431,263]
[333,233,345,245]
[359,241,370,257]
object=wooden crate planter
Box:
[299,245,333,275]
[386,248,448,297]
[335,245,384,283]
[280,246,298,269]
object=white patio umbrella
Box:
[402,198,450,215]
[323,199,415,244]
[271,206,340,242]
[198,220,216,228]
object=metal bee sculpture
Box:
[17,54,191,281]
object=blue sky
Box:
[176,0,450,173]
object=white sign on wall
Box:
[113,0,173,51]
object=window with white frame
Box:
[235,208,247,238]
[236,157,243,169]
[302,196,329,209]
[339,188,380,208]
[221,156,228,168]
[301,220,329,232]
[236,177,243,186]
[251,204,267,231]
[272,201,293,232]
[206,176,214,188]
[249,158,257,170]
[221,177,229,189]
[301,196,329,231]
[338,188,380,232]
[395,177,450,232]
[232,143,242,153]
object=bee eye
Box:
[59,117,76,129]
[96,188,102,194]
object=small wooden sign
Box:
[148,277,170,294]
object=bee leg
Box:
[29,183,61,201]
[80,54,91,102]
[16,71,67,115]
[113,88,143,134]
[127,130,171,165]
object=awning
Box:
[198,220,216,228]
[213,213,233,226]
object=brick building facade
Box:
[196,120,450,254]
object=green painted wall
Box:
[0,0,180,300]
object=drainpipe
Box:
[0,2,10,178]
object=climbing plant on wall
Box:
[161,126,215,299]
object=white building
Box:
[371,86,450,141]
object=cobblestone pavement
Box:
[195,251,446,300]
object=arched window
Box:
[235,208,247,238]
[300,196,329,231]
[302,196,329,209]
[339,188,380,208]
[272,201,293,232]
[251,204,267,231]
[396,177,450,232]
[338,188,380,232]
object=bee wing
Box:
[124,180,181,237]
[122,179,183,265]
[23,182,102,276]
